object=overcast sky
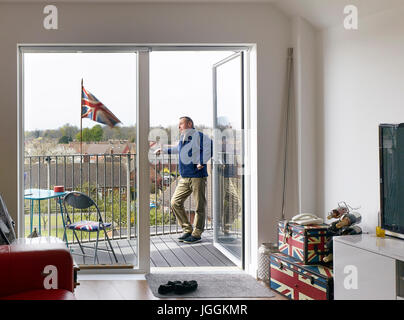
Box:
[24,50,239,131]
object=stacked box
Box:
[269,221,334,300]
[269,252,333,300]
[278,221,330,265]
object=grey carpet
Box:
[145,272,274,298]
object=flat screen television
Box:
[379,123,404,239]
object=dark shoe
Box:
[158,281,182,294]
[183,235,202,244]
[174,280,198,294]
[178,232,192,242]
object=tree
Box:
[76,128,93,142]
[112,127,123,140]
[75,125,104,142]
[26,124,137,142]
[58,135,72,144]
[43,129,60,139]
[91,125,103,142]
[60,124,79,141]
[25,139,76,157]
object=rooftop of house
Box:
[68,141,136,155]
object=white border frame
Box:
[212,51,245,269]
[17,43,256,275]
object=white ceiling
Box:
[0,0,403,29]
[0,0,277,2]
[273,0,404,29]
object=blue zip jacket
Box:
[165,129,213,178]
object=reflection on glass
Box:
[213,54,243,263]
[23,52,138,267]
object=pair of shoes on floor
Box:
[178,233,202,244]
[178,232,192,242]
[183,235,202,244]
[158,280,198,295]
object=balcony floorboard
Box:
[70,230,236,268]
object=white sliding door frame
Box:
[17,44,255,275]
[136,50,150,274]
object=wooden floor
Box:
[150,230,235,268]
[70,230,236,268]
[70,238,137,267]
[74,280,287,300]
[71,232,284,300]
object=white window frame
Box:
[17,44,256,275]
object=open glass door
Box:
[19,47,150,273]
[212,52,245,268]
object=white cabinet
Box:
[334,234,404,300]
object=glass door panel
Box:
[22,50,139,269]
[212,52,244,267]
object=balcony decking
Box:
[25,153,240,270]
[71,230,236,268]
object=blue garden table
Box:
[24,188,67,236]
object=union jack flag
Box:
[269,253,333,300]
[67,220,112,232]
[278,221,330,264]
[81,86,121,128]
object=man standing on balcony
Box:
[155,116,212,244]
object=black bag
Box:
[0,193,16,245]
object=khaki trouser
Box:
[170,177,207,238]
[222,177,242,234]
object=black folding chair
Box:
[0,193,16,245]
[63,191,118,264]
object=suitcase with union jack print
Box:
[278,221,330,265]
[269,252,333,300]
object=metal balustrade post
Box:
[111,153,114,239]
[134,154,137,239]
[29,157,32,237]
[169,154,172,234]
[162,153,165,235]
[96,155,99,239]
[55,156,58,238]
[87,154,91,242]
[126,153,131,239]
[119,155,122,239]
[46,156,51,237]
[38,156,41,234]
[155,154,158,236]
[80,153,83,242]
[72,155,75,243]
[175,155,179,233]
[104,154,107,241]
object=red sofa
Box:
[0,239,76,300]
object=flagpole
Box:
[80,78,83,155]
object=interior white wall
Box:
[318,4,404,232]
[0,3,293,275]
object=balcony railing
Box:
[150,153,213,235]
[24,153,213,244]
